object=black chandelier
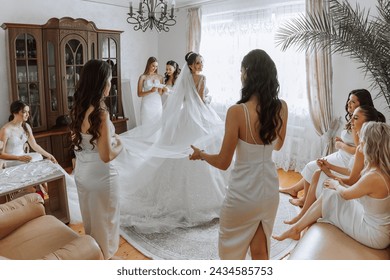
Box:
[127,0,177,32]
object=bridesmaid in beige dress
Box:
[190,49,288,260]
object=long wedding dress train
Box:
[117,65,230,233]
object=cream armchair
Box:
[0,193,103,260]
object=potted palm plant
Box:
[275,0,390,109]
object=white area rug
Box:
[120,193,299,260]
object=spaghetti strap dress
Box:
[319,170,390,249]
[219,104,279,259]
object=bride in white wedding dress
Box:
[118,52,229,233]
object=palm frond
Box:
[275,0,390,108]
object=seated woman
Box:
[273,121,390,250]
[284,105,386,225]
[0,100,82,224]
[280,89,374,207]
[0,100,56,166]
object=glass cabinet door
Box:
[62,38,85,113]
[47,41,58,113]
[101,36,118,119]
[15,33,42,128]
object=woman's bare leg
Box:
[284,170,321,224]
[250,222,268,260]
[279,178,305,198]
[289,178,310,207]
[273,197,323,241]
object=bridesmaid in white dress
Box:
[274,122,390,250]
[137,57,164,125]
[284,105,386,225]
[0,100,82,224]
[281,89,375,207]
[70,60,123,259]
[190,49,288,260]
[162,60,181,105]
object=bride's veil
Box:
[119,63,224,159]
[116,64,228,231]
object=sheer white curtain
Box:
[187,7,202,53]
[200,1,321,171]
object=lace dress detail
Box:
[117,64,228,233]
[140,79,163,125]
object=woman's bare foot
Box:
[279,187,298,198]
[284,215,301,225]
[272,227,301,241]
[289,197,304,207]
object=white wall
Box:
[0,0,159,128]
[1,0,388,129]
[158,9,188,69]
[331,0,390,122]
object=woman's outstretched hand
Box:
[189,145,202,160]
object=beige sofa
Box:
[288,222,390,260]
[0,193,103,260]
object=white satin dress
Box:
[3,132,82,224]
[319,170,390,249]
[140,79,163,125]
[74,122,121,259]
[219,104,279,260]
[301,129,355,182]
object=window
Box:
[201,1,321,171]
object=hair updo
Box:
[185,52,199,66]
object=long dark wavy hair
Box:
[164,60,181,85]
[345,89,374,131]
[237,49,282,144]
[70,60,112,151]
[9,100,30,137]
[143,57,158,75]
[357,105,386,123]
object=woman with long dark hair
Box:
[161,60,181,104]
[0,100,82,224]
[70,59,123,259]
[280,88,374,207]
[164,60,181,87]
[0,100,55,165]
[274,122,390,250]
[190,49,288,260]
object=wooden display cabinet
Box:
[2,17,127,168]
